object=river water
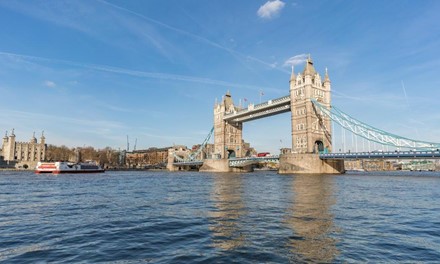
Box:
[0,170,439,263]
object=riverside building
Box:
[1,129,47,169]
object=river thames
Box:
[1,170,439,263]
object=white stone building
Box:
[1,129,47,167]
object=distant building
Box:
[344,159,396,171]
[125,147,170,168]
[1,129,47,168]
[400,160,435,171]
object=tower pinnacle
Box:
[290,65,296,81]
[324,67,330,82]
[303,55,316,76]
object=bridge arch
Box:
[314,140,324,153]
[227,150,236,158]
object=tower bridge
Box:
[168,56,440,173]
[196,56,344,173]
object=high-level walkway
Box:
[223,95,291,123]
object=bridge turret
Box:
[324,67,330,84]
[303,56,316,86]
[289,66,296,91]
[303,55,316,76]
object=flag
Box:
[260,90,264,96]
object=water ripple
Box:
[0,171,439,263]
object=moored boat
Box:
[35,161,105,174]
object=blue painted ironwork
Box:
[173,160,204,166]
[320,150,440,160]
[229,155,280,167]
[223,95,291,123]
[173,127,214,165]
[311,98,440,150]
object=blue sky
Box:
[1,0,440,153]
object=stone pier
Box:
[279,153,345,174]
[199,159,253,173]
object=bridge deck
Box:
[173,151,440,168]
[320,151,440,160]
[229,155,280,167]
[173,161,204,166]
[223,95,291,123]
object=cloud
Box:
[44,80,56,88]
[257,0,285,19]
[283,54,308,67]
[0,51,283,93]
[100,0,289,73]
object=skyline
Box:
[1,0,440,153]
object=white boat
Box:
[35,161,105,174]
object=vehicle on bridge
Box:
[257,152,271,157]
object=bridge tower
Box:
[213,91,243,159]
[280,56,344,174]
[289,56,332,154]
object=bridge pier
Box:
[279,153,345,174]
[199,159,253,173]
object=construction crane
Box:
[133,138,137,151]
[126,135,129,152]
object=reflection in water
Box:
[208,174,246,250]
[286,175,339,262]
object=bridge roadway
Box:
[173,155,280,167]
[320,150,440,160]
[228,155,280,167]
[173,151,440,167]
[223,95,290,123]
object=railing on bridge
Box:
[173,160,204,166]
[229,155,280,167]
[223,95,291,123]
[320,150,440,160]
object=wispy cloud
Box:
[0,1,95,36]
[0,108,128,147]
[257,0,286,19]
[0,51,282,93]
[0,0,174,59]
[0,109,124,130]
[1,0,290,74]
[98,0,289,73]
[283,54,308,67]
[44,80,56,88]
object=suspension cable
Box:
[311,99,440,149]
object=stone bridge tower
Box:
[289,56,332,154]
[213,91,243,159]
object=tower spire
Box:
[324,67,330,82]
[303,55,316,76]
[290,65,296,81]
